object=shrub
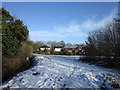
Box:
[2,42,33,81]
[1,8,33,82]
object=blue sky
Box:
[3,2,118,44]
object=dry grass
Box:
[2,42,33,81]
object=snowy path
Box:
[1,54,120,88]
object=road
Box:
[1,54,120,88]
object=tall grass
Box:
[2,42,33,82]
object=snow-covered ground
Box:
[1,54,120,88]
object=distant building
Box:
[62,45,84,55]
[53,46,63,52]
[38,44,85,55]
[76,45,85,55]
[63,45,77,54]
[39,45,50,51]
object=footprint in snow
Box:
[96,75,104,81]
[32,72,39,75]
[58,79,60,81]
[60,77,62,79]
[58,76,62,82]
[63,84,66,87]
[19,77,23,82]
[51,84,55,88]
[50,79,52,81]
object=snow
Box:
[1,54,120,88]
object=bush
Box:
[1,8,33,82]
[2,43,33,82]
[80,56,120,70]
[20,42,33,61]
[53,51,60,55]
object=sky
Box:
[2,2,118,44]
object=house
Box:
[76,45,85,55]
[53,46,63,52]
[62,45,77,54]
[39,45,50,51]
[62,45,84,55]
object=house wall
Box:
[54,48,62,52]
[40,48,50,51]
[40,48,45,51]
[47,48,50,50]
[67,50,73,53]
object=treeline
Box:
[85,18,120,57]
[1,8,33,81]
[82,13,120,70]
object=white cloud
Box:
[30,8,117,41]
[81,7,117,31]
[54,23,87,37]
[74,8,115,35]
[29,22,88,40]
